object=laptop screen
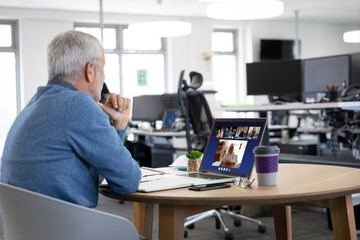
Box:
[200,118,267,177]
[162,109,181,129]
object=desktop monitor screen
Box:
[260,39,298,61]
[246,59,302,100]
[132,94,179,122]
[350,52,360,86]
[303,54,350,100]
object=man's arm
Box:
[68,92,141,194]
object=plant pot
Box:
[187,157,202,172]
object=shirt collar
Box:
[47,79,78,91]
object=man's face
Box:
[90,46,105,102]
[229,145,234,153]
[95,54,105,101]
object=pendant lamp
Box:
[128,0,191,38]
[207,0,284,20]
[128,20,192,38]
[343,30,360,43]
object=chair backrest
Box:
[178,70,213,152]
[0,182,139,240]
[186,91,213,136]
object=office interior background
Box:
[0,0,359,157]
[0,1,360,239]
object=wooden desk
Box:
[100,164,360,240]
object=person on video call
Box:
[224,127,233,138]
[220,143,237,165]
[1,30,141,208]
[249,128,257,139]
[216,128,223,138]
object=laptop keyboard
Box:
[178,172,234,180]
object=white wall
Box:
[168,18,214,92]
[19,19,73,104]
[250,20,360,61]
[1,7,359,107]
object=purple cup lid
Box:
[253,145,280,155]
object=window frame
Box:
[0,20,20,113]
[212,29,240,103]
[74,23,168,95]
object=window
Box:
[74,24,166,100]
[212,30,238,105]
[0,21,19,157]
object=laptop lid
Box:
[199,118,267,179]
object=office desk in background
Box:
[223,101,360,167]
[100,164,360,240]
[127,129,187,168]
[223,101,360,112]
[129,129,187,138]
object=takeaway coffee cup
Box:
[253,145,280,186]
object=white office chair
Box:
[0,182,139,240]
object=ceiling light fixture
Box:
[128,20,191,38]
[343,30,360,43]
[207,0,284,20]
[343,0,360,43]
[198,0,219,2]
[128,0,191,38]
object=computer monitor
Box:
[350,52,360,86]
[302,54,350,101]
[131,94,180,123]
[260,39,298,61]
[246,59,303,102]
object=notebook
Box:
[138,118,267,192]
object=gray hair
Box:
[47,30,103,82]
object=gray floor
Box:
[95,194,360,240]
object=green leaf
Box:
[185,150,203,159]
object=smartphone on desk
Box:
[188,183,231,191]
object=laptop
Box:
[161,109,181,130]
[138,118,267,192]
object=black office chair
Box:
[178,70,213,152]
[177,70,266,240]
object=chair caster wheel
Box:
[187,223,195,229]
[225,232,234,240]
[258,225,267,233]
[233,219,242,227]
[184,230,188,238]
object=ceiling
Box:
[0,0,359,25]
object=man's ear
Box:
[85,61,95,83]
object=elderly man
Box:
[220,143,237,164]
[1,30,141,207]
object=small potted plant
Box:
[186,150,203,172]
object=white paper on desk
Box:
[141,175,167,183]
[169,155,188,168]
[141,167,166,177]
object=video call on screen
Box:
[201,120,265,176]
